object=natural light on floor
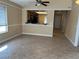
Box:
[0,26,8,34]
[0,45,8,52]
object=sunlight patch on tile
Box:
[0,45,8,52]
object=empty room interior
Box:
[0,0,79,59]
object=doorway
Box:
[53,11,68,35]
[54,12,62,31]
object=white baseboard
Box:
[65,34,77,47]
[0,33,21,44]
[22,33,52,37]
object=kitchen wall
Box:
[0,0,22,43]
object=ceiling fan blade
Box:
[41,3,47,6]
[36,0,41,2]
[42,1,50,3]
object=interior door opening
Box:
[53,10,70,35]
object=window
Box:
[0,4,8,34]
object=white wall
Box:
[65,0,79,47]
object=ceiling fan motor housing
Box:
[36,0,50,6]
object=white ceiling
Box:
[9,0,36,7]
[9,0,49,8]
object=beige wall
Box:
[65,0,79,47]
[0,0,22,43]
[22,10,54,37]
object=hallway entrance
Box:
[53,10,68,34]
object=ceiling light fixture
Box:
[36,12,47,14]
[75,0,79,5]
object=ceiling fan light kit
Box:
[75,0,79,5]
[35,3,41,6]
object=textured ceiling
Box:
[9,0,49,8]
[9,0,36,7]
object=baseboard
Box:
[0,33,21,44]
[65,34,77,47]
[22,33,52,37]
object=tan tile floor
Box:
[0,31,79,59]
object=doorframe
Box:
[75,17,79,47]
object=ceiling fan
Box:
[35,0,50,6]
